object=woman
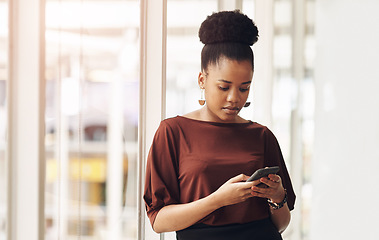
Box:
[144,10,295,240]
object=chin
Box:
[218,114,238,123]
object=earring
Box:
[244,102,251,108]
[198,88,205,106]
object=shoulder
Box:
[246,121,269,132]
[160,116,182,128]
[151,117,182,146]
[253,124,281,147]
[248,122,277,140]
[156,117,179,135]
[158,116,188,134]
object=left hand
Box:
[250,174,285,203]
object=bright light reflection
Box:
[61,78,81,116]
[45,1,139,29]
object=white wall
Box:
[312,1,379,239]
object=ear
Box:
[198,72,206,88]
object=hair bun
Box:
[199,10,259,46]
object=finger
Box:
[268,174,281,183]
[252,182,285,200]
[243,190,254,199]
[251,179,264,186]
[251,185,269,194]
[260,175,281,188]
[240,174,251,182]
[259,177,276,188]
[229,174,249,183]
[250,187,269,198]
[251,191,266,198]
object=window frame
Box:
[7,0,46,239]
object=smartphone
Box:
[246,166,280,182]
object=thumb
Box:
[228,174,249,183]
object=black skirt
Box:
[176,218,283,240]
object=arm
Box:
[153,174,254,233]
[251,174,291,233]
[269,202,291,233]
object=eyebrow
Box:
[218,79,252,85]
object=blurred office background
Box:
[0,0,378,240]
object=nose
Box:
[226,88,241,103]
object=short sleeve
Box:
[263,127,296,211]
[143,121,180,227]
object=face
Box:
[198,58,253,123]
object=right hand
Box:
[212,174,255,207]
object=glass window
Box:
[300,1,316,239]
[166,0,218,118]
[44,1,140,239]
[272,1,315,239]
[0,0,8,239]
[272,0,293,163]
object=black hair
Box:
[198,10,259,72]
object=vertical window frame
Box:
[139,0,167,239]
[7,0,46,239]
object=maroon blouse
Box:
[144,116,295,227]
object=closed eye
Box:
[240,85,250,92]
[219,86,250,92]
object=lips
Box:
[222,106,240,114]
